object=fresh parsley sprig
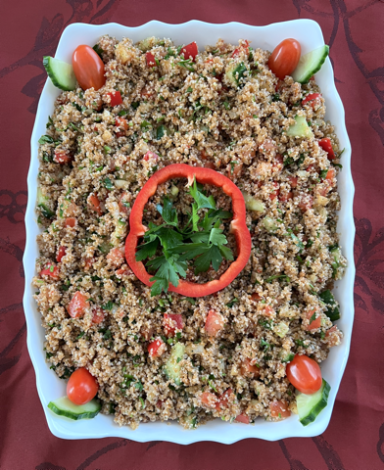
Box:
[135,179,233,296]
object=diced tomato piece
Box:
[326,167,335,181]
[116,266,133,277]
[106,247,125,267]
[298,195,313,212]
[251,292,260,301]
[269,182,279,200]
[67,291,89,318]
[200,391,218,409]
[319,138,335,160]
[64,217,77,228]
[227,161,243,179]
[205,310,224,337]
[270,400,291,419]
[92,306,105,324]
[115,117,129,137]
[163,313,184,337]
[302,93,322,106]
[232,40,250,58]
[146,52,156,67]
[156,400,163,408]
[141,326,154,341]
[140,86,154,98]
[107,91,123,107]
[40,262,60,280]
[54,149,72,164]
[263,305,275,318]
[288,176,298,188]
[215,388,234,410]
[235,413,250,424]
[272,154,284,173]
[180,41,198,61]
[56,246,67,263]
[305,309,321,330]
[148,337,167,358]
[88,194,102,216]
[278,191,293,202]
[240,358,260,377]
[83,256,94,272]
[143,151,159,162]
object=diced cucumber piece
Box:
[37,187,54,219]
[319,290,340,321]
[286,116,313,139]
[165,342,185,385]
[273,322,289,338]
[329,245,342,279]
[43,56,76,91]
[296,379,330,426]
[225,62,247,87]
[292,45,329,84]
[48,396,101,420]
[280,351,295,363]
[243,193,265,212]
[262,216,277,232]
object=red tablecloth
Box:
[1,0,383,468]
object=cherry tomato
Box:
[270,400,291,418]
[205,310,224,337]
[180,41,198,61]
[268,39,301,80]
[163,313,184,337]
[67,291,89,318]
[286,355,322,394]
[67,368,98,405]
[56,246,67,263]
[72,45,105,91]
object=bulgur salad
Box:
[34,35,346,429]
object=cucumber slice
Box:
[164,342,185,385]
[296,379,330,426]
[292,45,329,84]
[286,115,313,139]
[43,56,76,91]
[48,396,101,420]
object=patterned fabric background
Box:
[1,0,383,468]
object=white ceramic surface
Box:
[23,19,355,444]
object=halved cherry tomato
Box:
[163,313,183,337]
[205,310,224,337]
[270,400,291,418]
[235,413,250,424]
[40,263,59,280]
[302,93,322,107]
[148,337,167,358]
[180,41,198,61]
[72,45,105,91]
[67,367,99,405]
[64,217,77,228]
[305,309,321,330]
[88,194,102,216]
[286,354,322,394]
[268,39,301,80]
[56,246,67,263]
[92,306,105,324]
[319,138,335,160]
[54,149,72,164]
[146,52,156,67]
[67,291,89,319]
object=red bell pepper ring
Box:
[180,42,198,61]
[146,52,156,67]
[319,137,335,160]
[107,91,123,106]
[125,164,252,297]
